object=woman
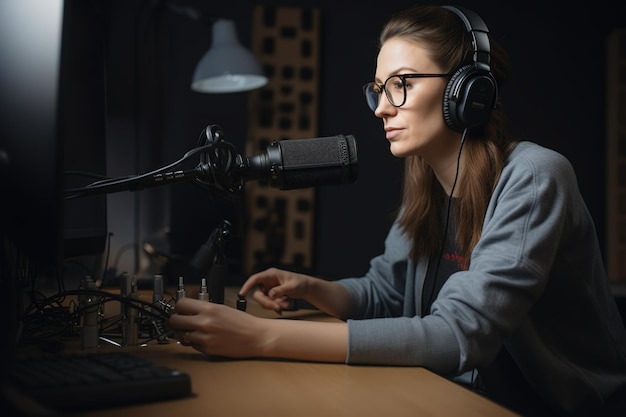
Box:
[167,5,626,416]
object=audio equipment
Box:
[441,5,498,132]
[233,134,358,190]
[196,124,358,192]
[63,126,358,198]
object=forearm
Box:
[259,318,348,363]
[167,298,348,362]
[302,278,355,319]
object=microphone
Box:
[63,127,358,198]
[230,134,358,190]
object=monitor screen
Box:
[0,0,65,266]
[58,0,108,261]
[0,0,108,361]
[0,0,108,268]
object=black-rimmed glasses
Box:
[363,73,451,112]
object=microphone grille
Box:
[277,134,358,189]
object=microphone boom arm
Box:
[63,125,358,199]
[63,141,233,199]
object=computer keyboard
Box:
[6,350,192,412]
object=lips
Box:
[385,127,402,140]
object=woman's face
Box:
[374,37,458,162]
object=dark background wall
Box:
[101,0,626,285]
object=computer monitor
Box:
[0,0,108,266]
[0,0,108,356]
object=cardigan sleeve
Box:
[335,142,585,375]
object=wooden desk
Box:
[78,287,520,417]
[82,343,519,417]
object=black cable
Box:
[63,141,237,199]
[425,128,468,313]
[18,287,176,346]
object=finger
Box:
[267,287,283,300]
[273,295,292,307]
[240,267,284,296]
[252,288,283,313]
[166,309,199,330]
[170,297,203,314]
[172,330,193,346]
[239,272,272,296]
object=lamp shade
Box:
[191,19,267,93]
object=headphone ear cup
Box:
[443,64,496,132]
[443,65,470,132]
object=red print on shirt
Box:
[443,251,468,271]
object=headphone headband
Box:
[441,5,491,72]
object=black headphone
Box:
[441,5,498,132]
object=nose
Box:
[374,94,395,118]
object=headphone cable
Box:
[425,128,468,314]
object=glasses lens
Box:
[363,83,380,112]
[385,75,405,107]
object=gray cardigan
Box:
[337,141,626,414]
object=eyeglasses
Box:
[362,73,451,112]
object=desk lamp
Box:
[191,18,267,93]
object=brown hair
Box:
[380,5,515,264]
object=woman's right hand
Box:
[239,267,313,314]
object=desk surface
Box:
[71,288,521,416]
[84,342,520,417]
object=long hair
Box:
[380,6,515,264]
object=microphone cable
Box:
[194,124,240,200]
